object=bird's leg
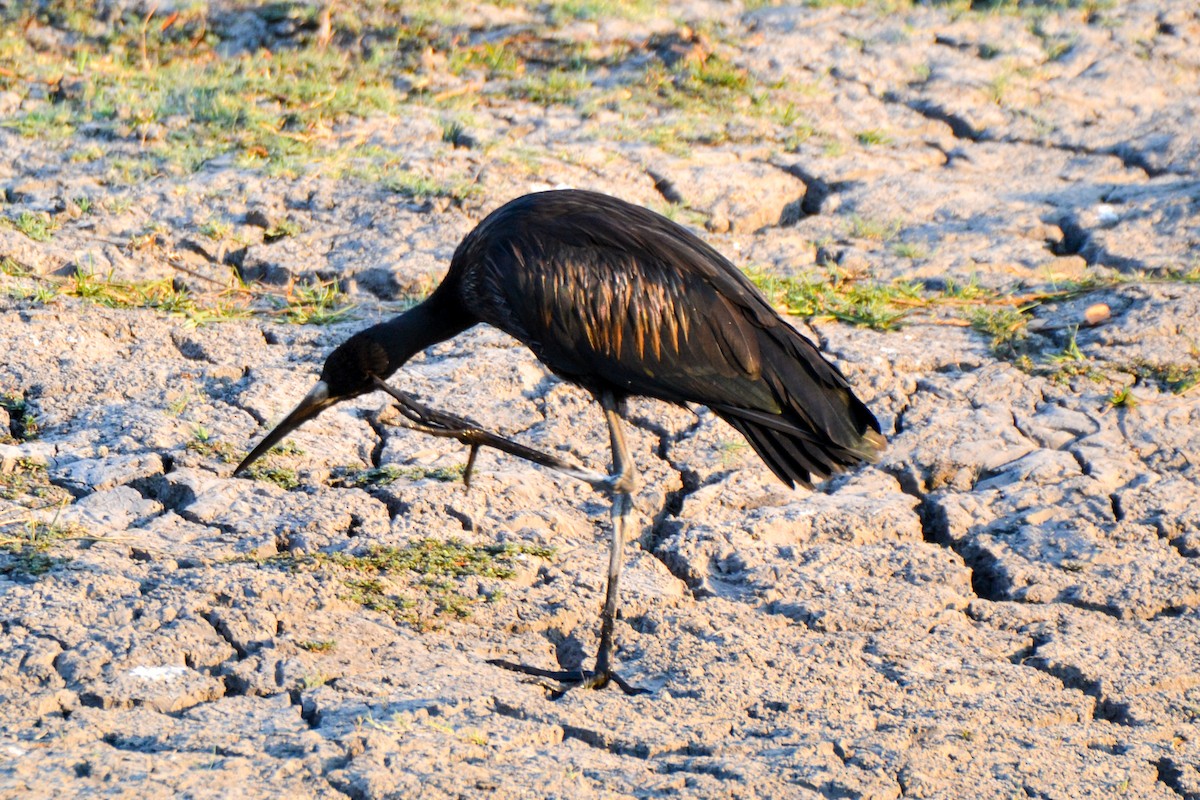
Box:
[368,377,645,695]
[586,394,643,693]
[370,377,610,488]
[489,391,647,697]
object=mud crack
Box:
[1016,637,1134,726]
[627,410,703,595]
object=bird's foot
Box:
[587,472,638,496]
[487,659,647,697]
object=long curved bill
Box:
[233,381,334,476]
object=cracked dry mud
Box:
[2,2,1200,798]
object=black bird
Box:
[235,189,885,693]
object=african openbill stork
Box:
[235,189,886,694]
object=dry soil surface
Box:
[2,2,1200,798]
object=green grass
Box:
[63,269,200,315]
[0,547,68,579]
[4,283,58,304]
[892,242,928,260]
[942,275,992,301]
[331,464,467,487]
[8,212,57,242]
[382,170,477,202]
[515,69,592,106]
[185,426,240,463]
[1107,386,1138,410]
[0,510,83,579]
[548,0,659,22]
[297,538,556,627]
[440,118,471,147]
[242,464,300,490]
[849,215,903,242]
[0,459,69,504]
[3,261,373,329]
[0,394,40,441]
[1121,361,1200,395]
[794,0,1117,15]
[342,577,411,615]
[0,6,414,185]
[324,539,554,580]
[0,2,849,183]
[281,281,354,325]
[447,42,523,78]
[969,307,1030,355]
[264,219,302,242]
[1048,327,1086,365]
[198,219,232,240]
[746,268,921,331]
[855,129,893,146]
[1042,326,1103,384]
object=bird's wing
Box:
[479,203,842,416]
[458,190,882,488]
[511,240,778,408]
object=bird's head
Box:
[233,330,390,476]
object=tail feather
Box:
[719,406,884,488]
[723,416,820,489]
[707,320,888,488]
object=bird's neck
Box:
[375,289,476,377]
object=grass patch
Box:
[198,219,232,240]
[448,42,523,78]
[1106,385,1138,411]
[849,215,902,242]
[1121,360,1200,395]
[280,281,354,326]
[0,257,377,329]
[893,242,928,260]
[242,464,300,490]
[0,513,83,579]
[7,212,58,242]
[342,577,411,616]
[382,170,477,202]
[1042,326,1103,384]
[324,539,554,580]
[855,128,893,146]
[286,538,557,628]
[185,425,240,463]
[1048,326,1086,365]
[717,438,750,467]
[0,394,40,441]
[0,459,69,504]
[440,118,473,148]
[0,5,414,185]
[549,0,659,22]
[747,268,921,331]
[63,269,201,315]
[969,306,1031,356]
[331,464,467,487]
[0,547,69,579]
[264,219,303,243]
[515,69,592,106]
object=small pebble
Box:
[1084,303,1111,326]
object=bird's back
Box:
[450,190,885,487]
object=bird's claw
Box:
[463,444,480,489]
[487,659,647,698]
[590,472,638,496]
